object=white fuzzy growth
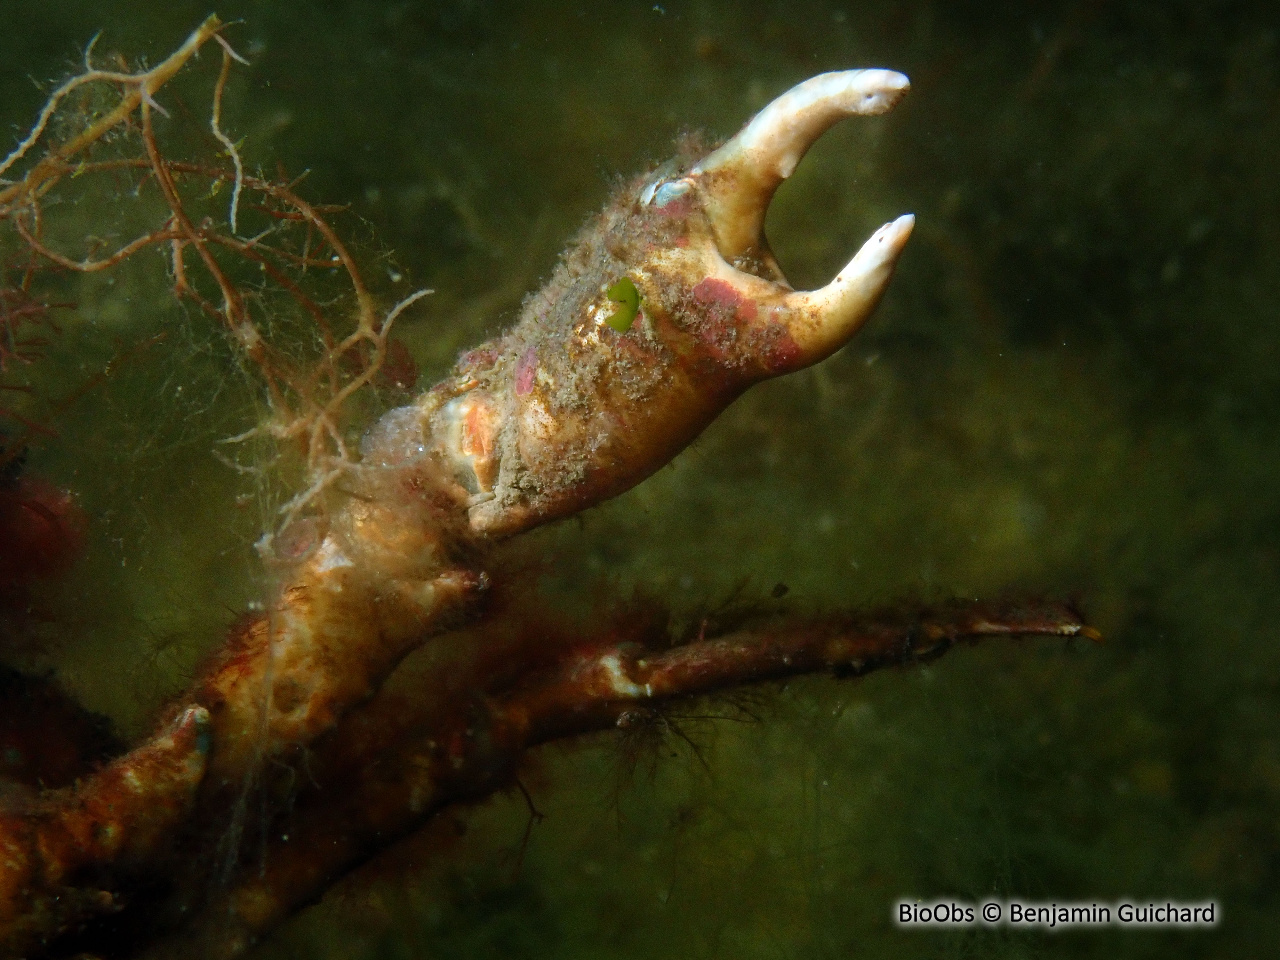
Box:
[313,537,354,575]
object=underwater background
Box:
[2,0,1278,957]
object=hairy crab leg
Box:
[0,708,209,956]
[148,602,1091,960]
[187,66,916,782]
[189,66,916,780]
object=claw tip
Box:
[877,213,915,251]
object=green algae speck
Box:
[605,276,640,332]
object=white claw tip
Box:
[784,212,915,360]
[839,69,911,114]
[880,213,915,248]
[848,214,914,274]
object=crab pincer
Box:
[425,69,915,537]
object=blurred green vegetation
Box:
[2,1,1277,957]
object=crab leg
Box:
[187,66,914,785]
[0,68,914,955]
[0,708,210,955]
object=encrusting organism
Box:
[0,17,1094,958]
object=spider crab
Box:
[0,60,1081,957]
[197,68,917,797]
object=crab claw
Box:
[417,69,914,538]
[695,69,911,264]
[677,69,914,368]
[777,212,916,362]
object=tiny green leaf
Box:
[604,276,640,333]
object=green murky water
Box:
[2,1,1277,957]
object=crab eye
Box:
[651,178,692,208]
[640,177,693,208]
